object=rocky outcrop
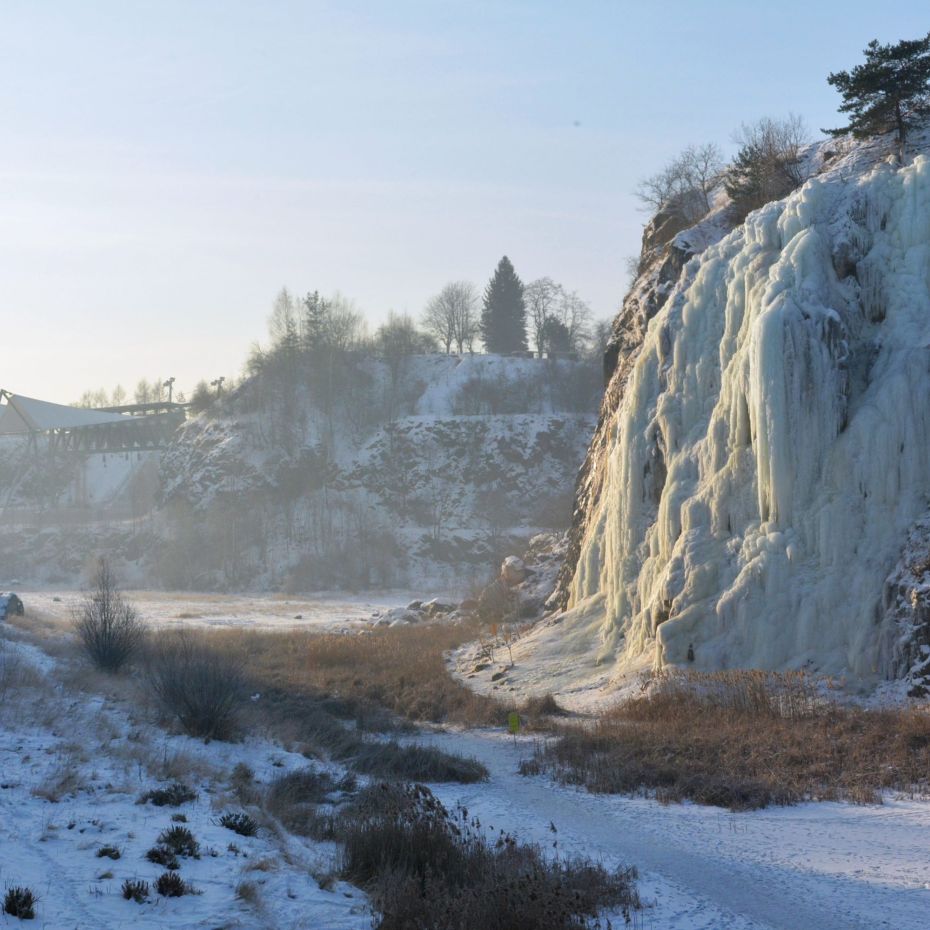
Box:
[545,131,930,687]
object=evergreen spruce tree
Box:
[825,33,930,160]
[480,256,527,354]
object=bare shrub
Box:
[138,782,197,807]
[154,871,190,897]
[340,782,639,930]
[156,825,200,858]
[218,811,258,837]
[73,560,146,673]
[265,768,345,837]
[521,692,568,718]
[725,114,809,219]
[145,845,179,869]
[145,631,243,740]
[350,742,487,783]
[636,143,725,226]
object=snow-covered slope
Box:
[155,353,598,592]
[533,132,930,692]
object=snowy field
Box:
[2,595,929,929]
[0,637,370,930]
[17,589,412,632]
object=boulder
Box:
[501,556,526,587]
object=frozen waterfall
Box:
[568,151,930,681]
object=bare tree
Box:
[268,287,300,349]
[726,114,809,218]
[422,282,478,354]
[635,142,725,224]
[556,289,592,354]
[525,278,563,356]
[74,559,146,672]
[134,379,153,404]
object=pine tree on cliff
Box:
[481,256,527,354]
[825,33,930,160]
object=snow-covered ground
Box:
[3,596,928,929]
[17,589,412,632]
[0,636,369,930]
[423,729,930,930]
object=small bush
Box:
[171,813,187,823]
[265,768,342,836]
[96,845,121,860]
[351,742,488,783]
[73,559,146,673]
[121,879,149,903]
[154,872,189,897]
[138,782,197,807]
[145,845,179,870]
[218,811,258,837]
[340,783,638,930]
[3,887,37,920]
[157,825,200,858]
[521,692,567,717]
[145,631,243,740]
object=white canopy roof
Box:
[0,393,130,434]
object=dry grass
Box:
[339,782,639,930]
[522,670,930,810]
[210,620,506,728]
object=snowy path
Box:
[421,730,930,930]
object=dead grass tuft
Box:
[524,670,930,810]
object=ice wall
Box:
[568,152,930,680]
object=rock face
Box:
[551,133,930,685]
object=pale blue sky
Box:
[2,1,927,400]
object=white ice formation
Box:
[559,138,930,685]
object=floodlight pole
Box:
[163,377,176,404]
